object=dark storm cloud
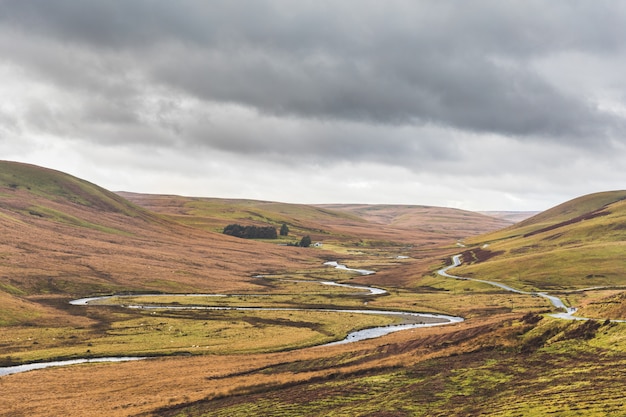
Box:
[2,0,625,144]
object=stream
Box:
[2,261,462,376]
[438,254,626,322]
[0,357,145,377]
[8,254,625,377]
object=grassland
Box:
[3,314,623,417]
[0,307,400,365]
[1,161,625,417]
[160,318,625,417]
[453,191,626,294]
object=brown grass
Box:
[0,316,491,417]
[2,163,625,417]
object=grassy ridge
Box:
[470,190,626,242]
[317,203,512,237]
[454,191,626,293]
[0,160,151,218]
[118,192,363,242]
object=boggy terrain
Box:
[1,161,625,416]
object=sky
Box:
[1,1,626,211]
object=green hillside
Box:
[454,191,626,292]
[0,161,152,218]
[474,190,626,242]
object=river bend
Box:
[439,255,626,323]
[2,261,462,376]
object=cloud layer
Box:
[2,1,626,210]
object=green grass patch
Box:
[454,243,626,291]
[24,205,132,235]
[0,307,398,365]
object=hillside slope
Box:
[317,203,512,238]
[454,190,626,298]
[120,193,511,246]
[117,192,364,242]
[0,161,319,323]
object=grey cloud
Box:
[2,0,626,213]
[2,0,626,143]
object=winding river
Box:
[6,255,625,377]
[438,254,626,322]
[2,261,462,376]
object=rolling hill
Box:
[0,160,510,326]
[2,162,626,417]
[119,193,512,247]
[454,190,626,297]
[317,203,512,239]
[478,210,540,223]
[0,161,320,324]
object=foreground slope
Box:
[4,307,623,416]
[454,191,626,315]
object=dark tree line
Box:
[223,224,278,239]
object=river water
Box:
[323,261,376,276]
[2,260,462,376]
[0,357,146,377]
[438,255,626,322]
[5,256,623,379]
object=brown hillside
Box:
[0,162,319,304]
[119,193,511,245]
[316,203,512,238]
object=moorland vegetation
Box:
[0,160,624,416]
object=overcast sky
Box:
[2,1,626,211]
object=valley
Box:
[1,161,625,416]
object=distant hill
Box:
[317,204,512,238]
[119,193,513,246]
[477,211,540,223]
[117,192,364,242]
[454,190,626,294]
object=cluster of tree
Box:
[223,224,277,239]
[286,235,312,247]
[222,222,313,247]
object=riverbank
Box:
[438,255,626,323]
[1,261,463,376]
